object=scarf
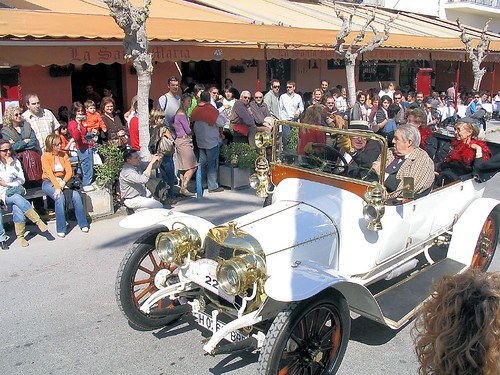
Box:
[444,139,490,167]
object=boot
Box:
[14,222,29,247]
[24,208,48,233]
[179,175,195,197]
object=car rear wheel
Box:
[257,290,350,375]
[115,227,184,330]
[471,211,498,272]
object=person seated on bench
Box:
[119,149,163,211]
[41,134,89,238]
[0,139,48,247]
[413,269,500,375]
[372,124,434,199]
[436,117,490,185]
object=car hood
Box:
[232,200,340,270]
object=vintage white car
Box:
[116,121,499,374]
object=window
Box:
[359,63,396,82]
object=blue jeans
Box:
[42,180,88,233]
[159,155,176,199]
[5,193,32,223]
[199,146,219,191]
[77,147,94,187]
[0,212,6,242]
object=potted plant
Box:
[219,142,258,189]
[89,144,124,216]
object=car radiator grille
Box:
[204,236,235,261]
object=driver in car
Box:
[337,121,381,179]
[372,124,435,199]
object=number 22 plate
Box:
[187,259,235,303]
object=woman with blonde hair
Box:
[413,269,500,375]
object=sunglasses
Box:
[241,96,250,99]
[158,116,165,119]
[0,148,12,152]
[286,86,293,89]
[254,96,263,99]
[272,85,280,88]
[394,97,401,100]
[13,113,21,117]
[475,96,480,99]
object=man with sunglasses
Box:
[279,81,304,149]
[229,90,255,144]
[264,79,281,120]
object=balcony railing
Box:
[446,0,500,8]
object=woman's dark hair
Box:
[100,96,116,112]
[356,91,367,102]
[69,101,84,121]
[380,95,393,105]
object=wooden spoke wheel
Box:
[471,212,498,272]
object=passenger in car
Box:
[372,124,434,199]
[405,108,440,161]
[338,121,381,179]
[299,105,326,156]
[435,117,491,185]
[413,269,500,375]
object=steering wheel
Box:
[309,143,349,176]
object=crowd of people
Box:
[0,76,497,247]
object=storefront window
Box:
[359,63,396,82]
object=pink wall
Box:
[19,66,72,114]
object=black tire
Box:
[115,226,184,330]
[471,211,498,272]
[258,290,351,375]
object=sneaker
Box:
[179,188,196,197]
[81,227,89,233]
[208,187,224,193]
[57,232,66,238]
[83,185,95,192]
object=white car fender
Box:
[447,198,500,266]
[264,259,387,326]
[119,208,215,240]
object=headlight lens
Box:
[249,173,260,189]
[217,254,266,296]
[155,226,201,264]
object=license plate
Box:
[187,259,235,303]
[193,311,248,343]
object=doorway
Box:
[71,63,124,111]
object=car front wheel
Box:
[257,290,350,375]
[115,227,184,330]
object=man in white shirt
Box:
[158,76,181,125]
[279,81,303,149]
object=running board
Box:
[374,258,466,329]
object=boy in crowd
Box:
[84,100,107,144]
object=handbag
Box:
[108,135,129,148]
[6,185,26,197]
[156,136,175,156]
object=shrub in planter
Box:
[220,142,258,171]
[94,144,124,189]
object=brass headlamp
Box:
[216,253,266,296]
[155,226,201,264]
[363,183,387,231]
[250,131,272,198]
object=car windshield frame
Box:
[270,120,388,188]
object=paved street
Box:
[1,130,500,374]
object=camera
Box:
[76,114,87,121]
